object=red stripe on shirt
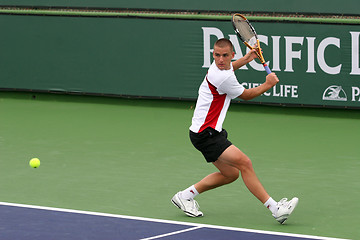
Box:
[199,78,226,132]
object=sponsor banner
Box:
[0,15,359,108]
[201,25,360,107]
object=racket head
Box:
[231,13,258,47]
[232,13,266,64]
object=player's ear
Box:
[232,51,235,59]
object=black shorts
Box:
[189,127,232,163]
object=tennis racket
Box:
[231,13,272,74]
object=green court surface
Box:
[0,92,359,239]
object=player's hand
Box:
[265,72,279,87]
[244,49,258,62]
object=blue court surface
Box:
[0,202,348,240]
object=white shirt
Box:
[189,62,245,133]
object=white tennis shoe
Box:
[171,192,203,217]
[273,197,299,224]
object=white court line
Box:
[139,226,202,240]
[0,201,350,240]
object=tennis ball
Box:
[29,158,40,168]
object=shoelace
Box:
[277,198,289,207]
[188,199,200,211]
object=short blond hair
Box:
[214,38,233,50]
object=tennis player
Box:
[171,38,298,224]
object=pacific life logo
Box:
[322,85,348,101]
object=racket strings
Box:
[232,14,268,67]
[233,18,257,46]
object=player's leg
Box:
[171,160,238,218]
[183,144,269,202]
[194,159,239,193]
[217,145,270,203]
[217,145,299,224]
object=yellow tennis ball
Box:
[29,158,40,168]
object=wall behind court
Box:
[0,0,358,15]
[0,13,360,108]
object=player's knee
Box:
[223,169,239,183]
[237,155,253,171]
[229,171,240,183]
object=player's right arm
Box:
[232,49,258,71]
[239,73,279,101]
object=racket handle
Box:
[263,64,272,74]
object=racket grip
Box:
[263,64,272,74]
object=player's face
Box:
[213,45,234,70]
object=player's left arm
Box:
[232,49,258,71]
[239,73,279,100]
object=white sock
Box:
[180,185,199,200]
[264,197,278,215]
